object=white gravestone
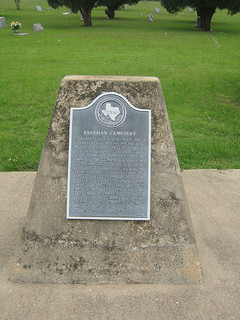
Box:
[154,8,160,14]
[35,6,42,12]
[148,14,153,22]
[33,23,44,31]
[0,16,6,27]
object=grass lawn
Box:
[0,0,239,171]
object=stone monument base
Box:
[11,76,202,284]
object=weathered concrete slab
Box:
[1,170,239,319]
[11,76,201,284]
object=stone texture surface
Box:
[35,6,42,12]
[11,76,201,284]
[0,16,6,27]
[33,23,44,31]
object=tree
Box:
[47,0,97,26]
[15,0,20,10]
[160,0,240,31]
[98,0,139,20]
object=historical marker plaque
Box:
[67,92,151,220]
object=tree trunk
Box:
[105,3,121,20]
[15,0,20,10]
[196,10,200,28]
[198,7,216,31]
[105,7,115,19]
[80,7,93,27]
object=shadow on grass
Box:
[42,16,201,34]
[92,17,240,35]
[210,21,240,34]
[8,8,239,35]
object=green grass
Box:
[0,0,239,171]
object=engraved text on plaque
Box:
[67,92,151,220]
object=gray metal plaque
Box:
[67,92,151,220]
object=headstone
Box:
[11,75,202,285]
[35,6,42,12]
[123,4,127,9]
[33,23,44,31]
[154,8,160,14]
[67,93,151,220]
[62,12,70,15]
[0,16,6,27]
[189,7,193,13]
[148,14,153,22]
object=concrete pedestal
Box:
[11,76,201,284]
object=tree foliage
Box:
[47,0,140,26]
[160,0,240,31]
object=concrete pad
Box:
[0,170,240,319]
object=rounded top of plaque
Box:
[95,96,127,128]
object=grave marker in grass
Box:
[0,16,7,27]
[33,23,44,31]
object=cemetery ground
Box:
[0,0,239,171]
[0,2,239,319]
